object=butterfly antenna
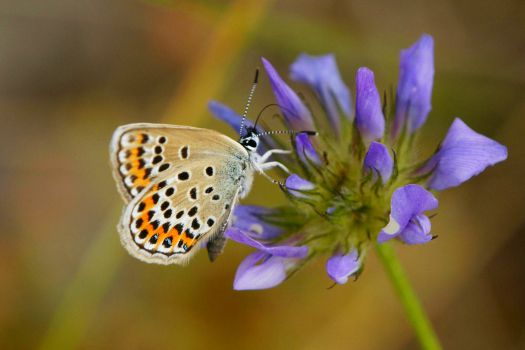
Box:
[256,130,318,137]
[239,68,259,138]
[254,104,298,129]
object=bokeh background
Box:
[1,0,524,349]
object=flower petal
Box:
[326,250,360,284]
[417,118,508,191]
[363,141,393,184]
[355,67,385,142]
[208,101,260,136]
[225,227,308,258]
[295,133,321,166]
[232,205,283,240]
[290,53,352,132]
[233,251,287,290]
[261,57,315,131]
[398,215,433,245]
[378,184,438,242]
[285,174,315,198]
[393,34,434,137]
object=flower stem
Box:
[375,242,442,350]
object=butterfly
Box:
[109,70,313,265]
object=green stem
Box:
[375,243,442,350]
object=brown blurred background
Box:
[1,0,524,349]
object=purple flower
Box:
[392,34,434,137]
[326,250,360,284]
[355,67,385,142]
[398,215,432,245]
[295,133,321,166]
[262,57,315,131]
[226,227,308,258]
[232,205,284,240]
[285,174,315,198]
[415,118,508,191]
[290,53,352,133]
[363,142,393,185]
[233,252,295,290]
[225,227,308,290]
[197,34,509,291]
[378,184,438,244]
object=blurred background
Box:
[1,0,524,349]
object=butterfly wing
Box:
[110,123,252,265]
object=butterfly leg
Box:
[258,149,292,163]
[258,161,290,173]
[251,152,290,186]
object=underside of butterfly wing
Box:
[110,123,252,264]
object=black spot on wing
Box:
[180,146,189,159]
[188,206,198,217]
[178,171,189,180]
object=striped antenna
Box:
[256,130,318,138]
[239,68,259,138]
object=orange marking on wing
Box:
[126,148,151,189]
[126,147,142,164]
[143,196,154,210]
[138,215,148,230]
[152,225,169,251]
[181,232,196,248]
[131,168,149,187]
[142,224,161,249]
[168,228,181,254]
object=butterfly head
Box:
[239,127,260,153]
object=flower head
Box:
[211,34,507,290]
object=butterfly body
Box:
[110,123,287,265]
